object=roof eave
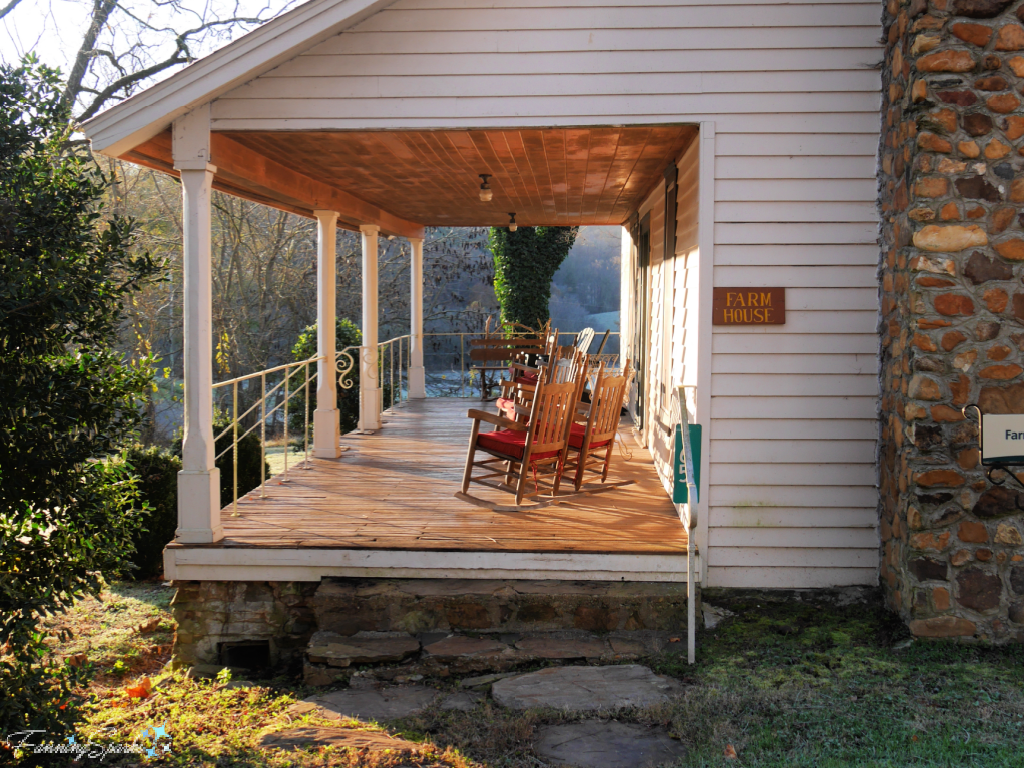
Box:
[82,0,394,157]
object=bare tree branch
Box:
[77,49,187,120]
[60,0,118,115]
[0,0,27,21]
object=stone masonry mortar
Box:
[880,0,1024,641]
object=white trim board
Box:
[163,546,691,582]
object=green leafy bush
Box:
[0,61,162,741]
[123,445,181,580]
[490,226,579,328]
[290,318,363,435]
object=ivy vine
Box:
[489,226,579,329]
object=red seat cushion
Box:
[477,429,560,461]
[513,372,538,385]
[568,422,612,450]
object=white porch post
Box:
[408,236,426,399]
[172,105,222,544]
[359,224,381,430]
[313,210,341,457]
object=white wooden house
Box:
[82,0,883,594]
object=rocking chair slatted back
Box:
[589,360,633,442]
[523,377,580,460]
[568,359,634,491]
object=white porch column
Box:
[172,105,222,544]
[408,236,426,399]
[359,224,381,430]
[313,210,341,457]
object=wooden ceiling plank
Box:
[210,134,425,238]
[468,130,527,223]
[581,127,620,220]
[480,131,533,219]
[564,127,592,223]
[607,127,656,224]
[482,131,530,220]
[500,130,544,224]
[522,129,557,219]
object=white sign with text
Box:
[981,413,1024,465]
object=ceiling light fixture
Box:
[478,173,493,202]
[508,213,517,232]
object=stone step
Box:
[302,627,686,686]
[313,577,694,636]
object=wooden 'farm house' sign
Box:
[712,288,786,325]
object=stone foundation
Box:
[313,578,694,635]
[879,0,1024,642]
[170,581,318,669]
[169,577,697,671]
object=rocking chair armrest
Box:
[467,408,528,431]
[508,361,539,374]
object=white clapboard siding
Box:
[713,333,878,354]
[716,202,877,224]
[715,222,877,245]
[714,507,878,529]
[713,419,877,440]
[711,485,878,508]
[709,463,875,486]
[707,566,878,589]
[710,528,879,549]
[716,244,879,266]
[713,266,879,288]
[716,179,879,203]
[276,49,885,78]
[235,72,883,100]
[711,440,876,464]
[208,0,882,589]
[712,396,878,420]
[712,354,877,374]
[355,4,881,30]
[711,374,878,397]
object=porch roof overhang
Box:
[120,125,697,236]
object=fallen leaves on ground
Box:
[125,677,152,698]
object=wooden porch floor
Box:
[216,398,687,555]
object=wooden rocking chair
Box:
[457,372,583,511]
[495,346,588,425]
[565,360,635,491]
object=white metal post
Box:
[172,105,222,544]
[408,236,426,398]
[359,224,381,430]
[313,209,341,457]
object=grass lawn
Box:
[32,583,1024,767]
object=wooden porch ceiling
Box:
[123,125,697,233]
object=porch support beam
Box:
[313,209,341,457]
[359,224,382,431]
[172,105,223,544]
[408,236,426,399]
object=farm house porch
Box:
[163,397,690,583]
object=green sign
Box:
[673,423,702,504]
